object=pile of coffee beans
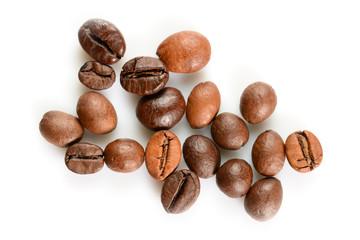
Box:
[39,18,323,221]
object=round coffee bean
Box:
[120,56,169,96]
[285,130,323,173]
[78,61,115,90]
[104,138,144,173]
[244,177,283,221]
[156,31,211,73]
[39,110,84,147]
[161,169,200,214]
[65,142,104,174]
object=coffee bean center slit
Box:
[84,25,118,58]
[66,154,104,161]
[168,172,191,212]
[158,134,174,177]
[296,132,317,170]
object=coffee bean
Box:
[145,130,181,181]
[76,91,117,134]
[244,177,283,221]
[156,31,211,73]
[252,130,285,176]
[240,81,277,124]
[183,135,220,178]
[211,112,249,150]
[120,56,169,96]
[285,130,323,173]
[39,110,84,147]
[161,169,200,214]
[78,18,126,65]
[136,87,185,131]
[104,138,144,173]
[216,159,253,198]
[65,142,104,174]
[186,81,221,129]
[78,61,115,90]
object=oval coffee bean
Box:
[39,110,84,147]
[65,142,104,174]
[161,169,200,214]
[78,61,115,90]
[78,18,126,65]
[145,130,181,181]
[252,130,285,176]
[183,135,220,178]
[186,81,221,129]
[76,91,117,134]
[156,31,211,73]
[285,130,323,173]
[244,177,283,221]
[120,56,169,96]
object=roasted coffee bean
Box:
[244,177,283,221]
[136,87,185,131]
[145,130,181,181]
[216,159,253,198]
[161,169,200,214]
[285,130,323,173]
[78,18,126,65]
[183,135,220,178]
[39,110,84,147]
[78,61,115,90]
[240,81,277,124]
[65,142,104,174]
[104,138,144,173]
[252,130,285,176]
[76,91,117,134]
[120,56,169,96]
[186,81,221,129]
[211,112,249,150]
[156,31,211,73]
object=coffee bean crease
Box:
[168,172,192,212]
[84,25,119,59]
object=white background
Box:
[1,0,359,239]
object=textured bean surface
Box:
[78,61,115,90]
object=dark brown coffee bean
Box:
[78,61,115,90]
[240,81,277,124]
[216,159,253,198]
[156,31,211,73]
[285,130,323,173]
[252,130,285,176]
[120,56,169,96]
[145,130,181,181]
[78,18,126,65]
[136,87,185,131]
[211,112,249,150]
[161,169,200,214]
[244,177,283,221]
[104,138,144,173]
[76,91,117,134]
[186,81,221,129]
[183,135,220,178]
[65,142,104,174]
[39,110,84,147]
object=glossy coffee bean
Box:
[65,142,104,174]
[78,61,115,90]
[186,81,221,129]
[120,56,169,96]
[156,31,211,73]
[240,81,277,124]
[39,110,84,147]
[285,130,323,173]
[104,138,144,173]
[78,18,126,65]
[183,135,220,178]
[161,169,200,214]
[252,130,285,176]
[216,159,253,198]
[244,177,283,221]
[211,112,249,150]
[136,87,185,131]
[76,91,117,134]
[145,130,181,181]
